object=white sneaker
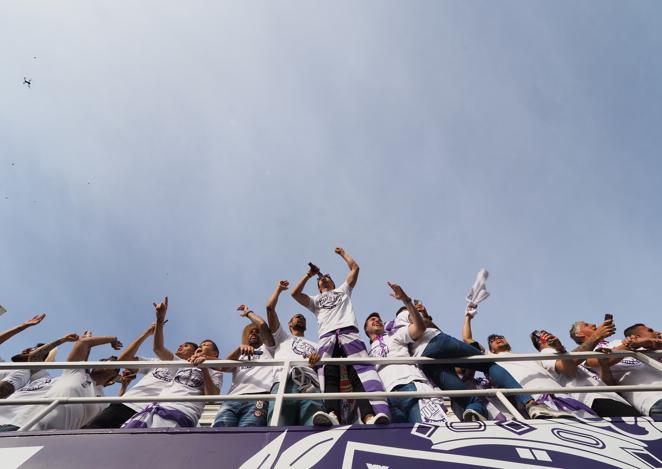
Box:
[462,408,486,422]
[527,403,575,419]
[312,411,339,426]
[365,413,390,425]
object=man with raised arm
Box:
[83,323,159,428]
[0,313,46,396]
[16,332,123,431]
[120,297,222,429]
[0,332,80,431]
[265,280,324,426]
[213,306,275,427]
[530,329,639,417]
[291,247,390,425]
[364,282,434,423]
[398,302,569,420]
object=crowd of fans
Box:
[1,247,661,432]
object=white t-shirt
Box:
[0,370,55,426]
[307,281,359,336]
[395,310,440,357]
[491,351,562,398]
[603,339,662,415]
[538,347,630,407]
[368,325,427,391]
[271,326,318,384]
[0,368,31,394]
[123,357,177,412]
[228,345,274,396]
[123,357,223,424]
[28,369,106,430]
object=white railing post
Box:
[269,360,291,427]
[17,399,63,432]
[494,391,526,420]
[635,352,662,373]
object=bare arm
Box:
[201,368,220,395]
[388,283,424,340]
[292,264,318,308]
[335,247,359,288]
[266,281,289,333]
[152,297,175,361]
[597,359,615,385]
[118,324,156,361]
[239,305,275,347]
[28,332,79,362]
[67,336,123,362]
[0,313,46,345]
[462,305,477,344]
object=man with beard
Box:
[120,297,222,428]
[291,247,390,425]
[213,306,275,427]
[265,280,324,426]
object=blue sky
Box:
[2,2,661,391]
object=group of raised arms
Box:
[1,247,661,432]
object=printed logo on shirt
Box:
[152,368,175,382]
[369,340,389,358]
[174,368,204,388]
[22,377,52,392]
[317,291,344,310]
[291,338,317,357]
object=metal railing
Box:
[1,349,661,431]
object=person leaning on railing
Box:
[120,297,222,429]
[265,280,325,426]
[212,306,275,428]
[0,313,46,399]
[364,282,431,424]
[530,329,639,417]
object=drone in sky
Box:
[23,77,32,88]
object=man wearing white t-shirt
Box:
[0,313,46,398]
[120,297,222,428]
[530,329,639,417]
[26,332,122,431]
[569,318,662,419]
[213,306,275,427]
[265,280,324,426]
[364,282,431,423]
[291,247,390,425]
[487,334,588,417]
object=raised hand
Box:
[237,305,252,317]
[334,247,345,256]
[593,319,616,340]
[81,330,93,339]
[466,303,478,318]
[308,351,321,366]
[277,280,290,291]
[64,333,80,342]
[415,302,428,314]
[387,282,410,302]
[110,338,123,350]
[153,296,168,322]
[120,369,138,386]
[24,313,46,327]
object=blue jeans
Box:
[422,332,533,413]
[267,380,324,426]
[388,382,422,424]
[650,399,662,421]
[213,398,267,427]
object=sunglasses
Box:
[489,335,504,342]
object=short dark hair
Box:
[184,341,199,350]
[487,334,502,343]
[530,331,542,351]
[624,323,645,337]
[395,306,408,316]
[364,312,381,334]
[200,339,219,354]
